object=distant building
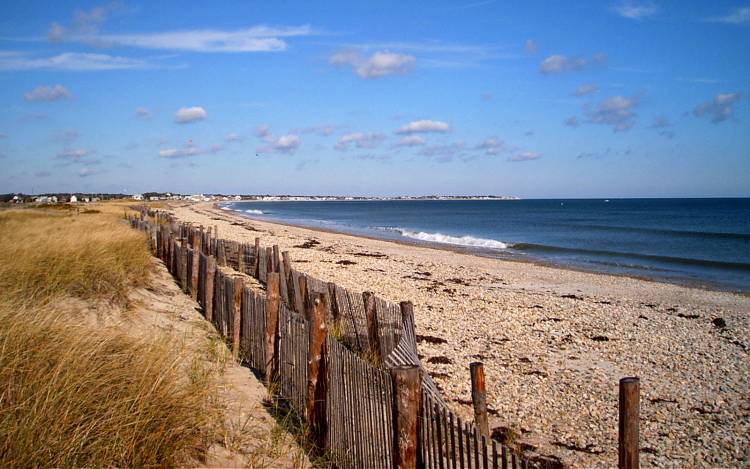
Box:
[69,195,78,203]
[132,194,143,201]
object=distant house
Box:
[12,195,22,204]
[132,194,144,201]
[69,195,78,203]
[234,195,242,200]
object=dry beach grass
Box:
[0,206,308,468]
[175,201,750,468]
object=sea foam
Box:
[390,228,508,249]
[244,209,264,215]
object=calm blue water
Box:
[225,199,750,292]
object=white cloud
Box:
[540,53,605,74]
[475,137,504,155]
[57,148,89,160]
[508,151,542,162]
[330,50,415,79]
[396,135,426,147]
[706,6,750,24]
[611,2,658,20]
[335,132,385,151]
[693,93,742,123]
[396,119,451,134]
[93,25,315,53]
[24,84,71,102]
[225,133,242,142]
[135,107,149,118]
[0,52,150,71]
[525,39,538,54]
[586,95,639,132]
[174,106,207,124]
[257,134,300,154]
[159,140,223,158]
[574,83,598,96]
[337,40,516,68]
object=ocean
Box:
[224,198,750,293]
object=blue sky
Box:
[1,1,748,198]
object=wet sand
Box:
[171,202,750,468]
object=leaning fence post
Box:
[297,274,308,317]
[363,291,382,362]
[470,362,490,440]
[306,292,328,452]
[232,276,243,360]
[391,365,421,469]
[254,237,261,278]
[191,234,202,301]
[264,273,281,386]
[619,377,640,469]
[204,255,216,322]
[282,251,296,311]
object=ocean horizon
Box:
[224,197,750,293]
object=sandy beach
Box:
[171,202,749,468]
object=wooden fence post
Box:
[470,362,490,439]
[363,291,382,362]
[254,237,261,278]
[272,245,280,273]
[327,282,340,323]
[191,234,202,300]
[168,233,175,273]
[232,277,243,360]
[238,243,245,273]
[298,275,308,317]
[205,255,216,322]
[391,365,421,469]
[282,251,296,311]
[306,292,328,451]
[264,273,281,386]
[399,301,415,329]
[215,239,222,266]
[619,377,640,469]
[179,241,189,291]
[265,247,273,274]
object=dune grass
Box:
[0,208,151,306]
[0,206,217,467]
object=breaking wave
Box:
[244,209,264,215]
[385,228,508,249]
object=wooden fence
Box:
[129,208,641,469]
